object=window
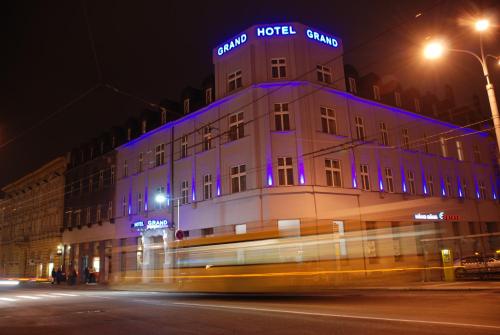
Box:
[414,98,421,113]
[473,144,481,163]
[446,176,452,197]
[479,181,487,200]
[427,175,434,196]
[127,128,132,141]
[75,210,81,227]
[235,224,247,235]
[155,144,165,166]
[333,221,347,257]
[440,137,448,157]
[348,77,357,94]
[183,98,190,114]
[360,164,370,191]
[394,92,402,107]
[180,135,188,158]
[366,222,378,263]
[203,174,212,200]
[205,88,213,104]
[110,166,115,185]
[271,58,287,79]
[155,186,166,210]
[325,159,342,187]
[123,160,128,177]
[181,181,189,205]
[274,103,290,131]
[320,107,337,135]
[138,152,144,172]
[355,116,365,141]
[423,133,430,153]
[86,207,91,225]
[463,179,469,199]
[202,227,214,237]
[316,65,332,83]
[141,120,147,134]
[88,176,93,192]
[231,164,246,193]
[96,205,101,223]
[229,112,244,141]
[380,122,389,146]
[98,170,104,190]
[122,196,127,217]
[456,141,464,161]
[402,128,410,150]
[203,126,212,151]
[391,222,403,262]
[107,201,113,219]
[79,180,83,195]
[278,157,294,186]
[373,85,381,101]
[407,170,416,194]
[66,210,72,228]
[228,70,242,92]
[161,110,167,124]
[137,193,142,214]
[385,167,394,193]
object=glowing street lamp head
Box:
[475,19,489,32]
[423,41,445,59]
[155,193,166,204]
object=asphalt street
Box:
[0,285,499,335]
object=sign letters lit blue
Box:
[131,219,171,230]
[217,33,247,56]
[256,25,296,37]
[306,28,338,48]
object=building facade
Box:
[0,157,67,278]
[96,22,499,285]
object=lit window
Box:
[203,174,212,200]
[402,129,410,150]
[235,224,246,235]
[155,144,165,166]
[231,164,246,193]
[385,168,394,193]
[373,85,381,101]
[321,107,337,135]
[325,159,342,187]
[316,65,332,84]
[228,70,242,92]
[277,157,294,186]
[205,88,213,104]
[360,164,370,191]
[274,103,290,131]
[155,186,166,210]
[394,92,402,107]
[355,116,365,141]
[228,112,244,141]
[183,98,190,114]
[456,141,464,161]
[180,135,188,158]
[407,170,416,194]
[380,122,389,146]
[203,126,212,151]
[348,77,357,94]
[181,181,189,205]
[440,137,448,157]
[271,58,287,79]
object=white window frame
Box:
[274,103,290,131]
[479,181,487,200]
[228,70,242,92]
[277,157,294,186]
[427,175,434,196]
[380,122,389,146]
[316,65,332,83]
[155,144,165,166]
[181,181,189,205]
[355,116,365,141]
[440,137,448,158]
[407,170,416,194]
[180,135,188,158]
[360,164,370,191]
[456,141,464,161]
[155,186,166,209]
[320,107,337,135]
[203,126,212,151]
[373,85,381,101]
[98,170,104,190]
[394,91,402,107]
[348,77,357,94]
[205,88,213,104]
[110,166,116,185]
[229,112,244,141]
[231,164,246,193]
[271,58,287,79]
[325,159,342,187]
[203,174,212,200]
[402,128,410,150]
[446,176,453,197]
[122,195,127,217]
[138,152,144,172]
[385,167,394,193]
[183,98,190,114]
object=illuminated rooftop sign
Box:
[256,25,297,37]
[306,28,338,47]
[217,33,248,56]
[131,219,171,230]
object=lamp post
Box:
[423,19,500,159]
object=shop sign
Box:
[413,212,460,221]
[131,219,172,230]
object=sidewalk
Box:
[326,280,500,291]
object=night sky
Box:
[1,0,498,188]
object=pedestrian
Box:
[56,266,62,285]
[84,266,89,284]
[51,268,56,284]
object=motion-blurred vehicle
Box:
[454,254,500,279]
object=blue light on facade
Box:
[192,177,196,201]
[441,177,446,197]
[401,167,407,193]
[144,186,148,211]
[256,25,297,37]
[457,177,463,198]
[216,174,221,196]
[377,162,383,191]
[298,159,305,184]
[217,33,247,56]
[351,161,357,188]
[305,28,338,47]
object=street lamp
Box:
[423,19,500,160]
[155,192,181,236]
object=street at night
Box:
[0,285,499,335]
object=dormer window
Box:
[161,110,167,124]
[183,98,190,114]
[414,98,421,113]
[394,92,402,107]
[373,85,381,101]
[205,88,213,105]
[141,120,147,134]
[348,77,357,94]
[127,128,132,141]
